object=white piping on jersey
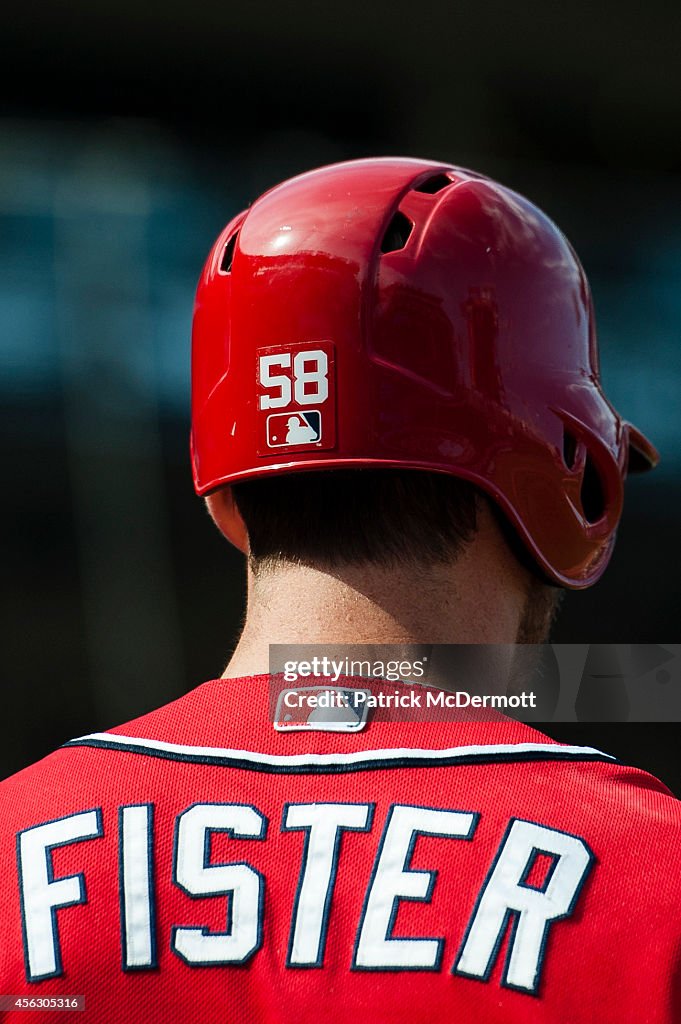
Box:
[64,732,616,769]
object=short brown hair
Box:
[231,469,479,571]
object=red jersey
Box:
[1,675,679,1022]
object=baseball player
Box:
[1,158,679,1022]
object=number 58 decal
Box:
[256,342,336,456]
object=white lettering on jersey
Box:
[119,805,156,970]
[17,809,103,981]
[453,818,593,993]
[171,803,266,965]
[14,800,595,995]
[354,804,478,970]
[283,802,372,966]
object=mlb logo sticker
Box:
[256,341,336,456]
[266,411,321,448]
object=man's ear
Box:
[205,487,249,554]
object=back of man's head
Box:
[192,157,658,627]
[232,469,478,572]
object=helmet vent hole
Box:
[380,211,413,254]
[581,453,606,523]
[220,232,239,274]
[563,430,578,470]
[414,173,452,195]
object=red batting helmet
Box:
[191,157,658,588]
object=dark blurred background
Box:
[1,0,679,785]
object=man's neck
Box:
[222,558,525,680]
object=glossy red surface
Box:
[191,158,658,588]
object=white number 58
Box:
[259,349,328,409]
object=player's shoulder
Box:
[412,710,681,849]
[496,718,681,856]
